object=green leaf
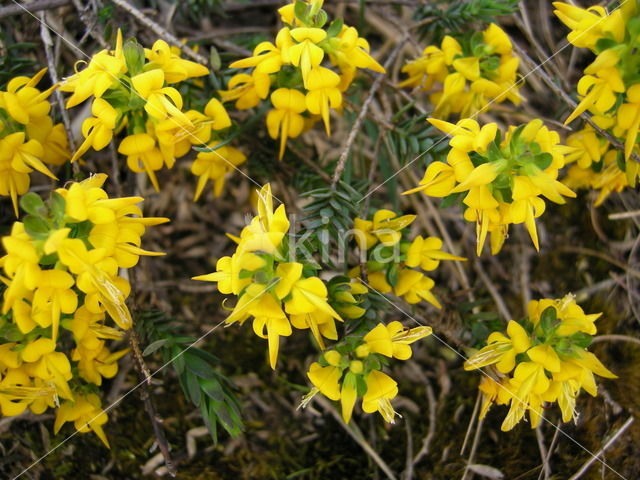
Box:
[142,339,169,356]
[201,400,218,443]
[23,215,49,240]
[123,39,145,76]
[172,346,186,374]
[201,378,225,402]
[19,192,45,216]
[539,306,557,335]
[571,332,592,349]
[533,152,553,170]
[326,18,344,37]
[314,9,328,28]
[186,371,202,406]
[209,46,221,71]
[294,0,310,24]
[185,351,215,379]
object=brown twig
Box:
[331,36,408,187]
[0,0,70,19]
[567,416,635,480]
[129,329,176,476]
[591,334,640,346]
[537,426,561,480]
[38,11,80,175]
[555,245,640,280]
[410,376,437,468]
[70,0,108,48]
[460,391,480,456]
[110,0,208,65]
[535,425,550,480]
[461,407,484,480]
[608,209,640,220]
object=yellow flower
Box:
[394,269,441,307]
[483,23,513,55]
[0,68,56,124]
[239,183,290,254]
[61,49,126,108]
[71,98,118,162]
[564,69,625,124]
[307,361,341,400]
[230,28,293,74]
[617,83,640,160]
[68,306,123,350]
[31,269,78,341]
[399,44,450,90]
[87,202,168,269]
[0,132,57,216]
[290,309,341,350]
[283,275,342,322]
[144,39,209,83]
[464,320,531,373]
[405,236,466,271]
[504,176,547,251]
[357,321,431,359]
[402,161,456,197]
[565,126,608,169]
[289,27,327,87]
[353,209,416,250]
[219,72,271,110]
[57,238,133,330]
[0,368,52,417]
[553,3,609,49]
[330,26,385,78]
[25,116,69,166]
[362,370,398,423]
[251,293,292,369]
[430,118,497,155]
[192,253,264,295]
[73,342,129,385]
[55,173,115,224]
[191,144,246,200]
[131,69,190,124]
[266,88,307,160]
[305,66,342,135]
[118,133,165,191]
[501,361,549,431]
[54,393,110,448]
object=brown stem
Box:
[129,329,177,476]
[110,0,208,65]
[0,0,71,19]
[331,37,408,187]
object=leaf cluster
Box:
[136,310,243,443]
[0,35,36,90]
[414,0,519,42]
[297,181,364,267]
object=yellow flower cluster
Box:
[464,295,616,431]
[0,174,167,446]
[302,321,431,423]
[194,184,366,369]
[352,209,465,306]
[400,23,521,119]
[405,118,576,255]
[62,31,244,200]
[555,1,640,199]
[0,69,69,216]
[220,0,385,159]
